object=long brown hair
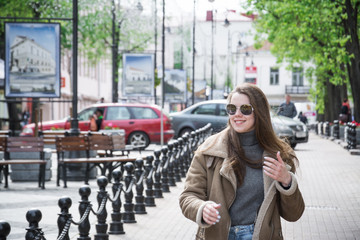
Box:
[227,83,298,185]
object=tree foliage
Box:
[245,0,360,122]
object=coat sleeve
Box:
[179,152,213,228]
[275,172,305,222]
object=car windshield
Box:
[78,107,96,121]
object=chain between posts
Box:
[125,177,136,194]
[107,186,122,202]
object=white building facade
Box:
[192,10,313,106]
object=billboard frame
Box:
[5,22,61,98]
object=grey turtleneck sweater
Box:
[229,129,264,226]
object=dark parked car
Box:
[21,103,174,148]
[170,100,308,148]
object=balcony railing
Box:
[285,85,310,94]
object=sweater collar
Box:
[237,129,258,146]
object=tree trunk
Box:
[343,0,360,122]
[326,80,347,122]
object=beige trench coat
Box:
[179,130,305,240]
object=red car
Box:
[21,103,174,148]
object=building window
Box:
[270,67,279,85]
[292,67,303,86]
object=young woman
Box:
[179,83,304,240]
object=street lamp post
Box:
[70,0,79,135]
[223,15,244,92]
[210,6,215,100]
[235,45,240,87]
[160,0,165,146]
[227,31,243,92]
[154,0,158,105]
[205,0,216,100]
[111,0,118,103]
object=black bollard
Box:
[348,123,357,149]
[26,209,44,240]
[0,221,11,240]
[161,147,170,193]
[167,143,176,187]
[78,186,91,240]
[109,170,125,235]
[333,120,340,139]
[172,140,182,182]
[192,130,199,151]
[190,131,197,159]
[153,150,163,198]
[352,123,357,149]
[123,162,137,223]
[182,133,191,173]
[144,155,156,206]
[177,137,186,178]
[94,176,109,240]
[134,158,147,214]
[58,197,72,240]
[325,121,330,137]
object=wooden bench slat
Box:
[0,160,46,165]
[63,157,136,164]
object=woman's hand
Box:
[202,203,221,225]
[263,151,292,187]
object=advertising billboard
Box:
[122,53,154,97]
[5,22,61,98]
[164,69,186,102]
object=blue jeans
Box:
[228,224,254,240]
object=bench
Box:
[41,130,145,156]
[40,130,103,151]
[56,134,138,188]
[0,136,47,189]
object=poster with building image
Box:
[122,53,154,97]
[164,69,186,102]
[5,22,60,98]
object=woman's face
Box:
[229,92,255,133]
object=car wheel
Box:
[290,143,297,149]
[128,131,150,149]
[179,127,194,138]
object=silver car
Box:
[170,100,308,148]
[270,111,308,148]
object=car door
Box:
[191,103,228,132]
[102,106,132,136]
[128,106,160,135]
[77,107,97,131]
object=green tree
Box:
[246,0,360,122]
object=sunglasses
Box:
[226,104,254,115]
